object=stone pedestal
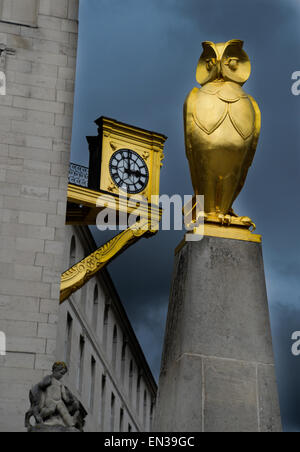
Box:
[154,236,282,432]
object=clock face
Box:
[109,149,149,194]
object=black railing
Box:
[68,163,89,188]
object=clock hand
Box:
[126,167,140,179]
[130,169,141,178]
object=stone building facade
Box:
[0,0,80,432]
[0,0,157,432]
[58,226,156,432]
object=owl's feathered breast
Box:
[191,81,256,141]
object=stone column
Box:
[154,236,282,432]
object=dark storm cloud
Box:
[72,0,300,430]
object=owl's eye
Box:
[206,58,216,72]
[226,57,239,71]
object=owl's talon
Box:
[215,214,256,231]
[240,216,256,231]
[218,214,225,225]
[224,214,232,225]
[218,214,231,226]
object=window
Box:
[143,390,148,428]
[69,236,76,268]
[103,303,109,347]
[0,0,38,27]
[112,325,117,369]
[110,393,115,432]
[129,361,133,403]
[89,357,96,412]
[119,408,124,432]
[121,338,126,384]
[100,374,106,431]
[92,285,99,331]
[136,374,141,415]
[77,335,85,393]
[64,313,73,366]
[150,400,155,431]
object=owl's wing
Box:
[247,95,261,165]
[232,95,261,201]
[184,87,199,156]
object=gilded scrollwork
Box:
[60,219,154,303]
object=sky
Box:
[71,0,300,431]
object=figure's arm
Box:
[61,385,70,404]
[38,375,52,391]
[62,386,78,408]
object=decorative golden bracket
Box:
[60,218,157,304]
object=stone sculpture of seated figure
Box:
[25,362,87,432]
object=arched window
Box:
[136,373,141,415]
[103,303,109,347]
[119,408,124,432]
[110,393,115,432]
[92,285,99,331]
[129,360,133,403]
[143,390,148,428]
[64,313,73,366]
[121,338,126,384]
[89,357,96,412]
[150,400,155,431]
[100,374,106,431]
[77,335,85,393]
[69,236,76,268]
[112,325,117,369]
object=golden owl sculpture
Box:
[184,40,261,228]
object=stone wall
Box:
[0,0,79,432]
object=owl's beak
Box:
[216,61,224,80]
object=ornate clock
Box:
[109,149,149,194]
[87,117,167,204]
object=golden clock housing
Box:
[88,117,166,203]
[67,117,167,226]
